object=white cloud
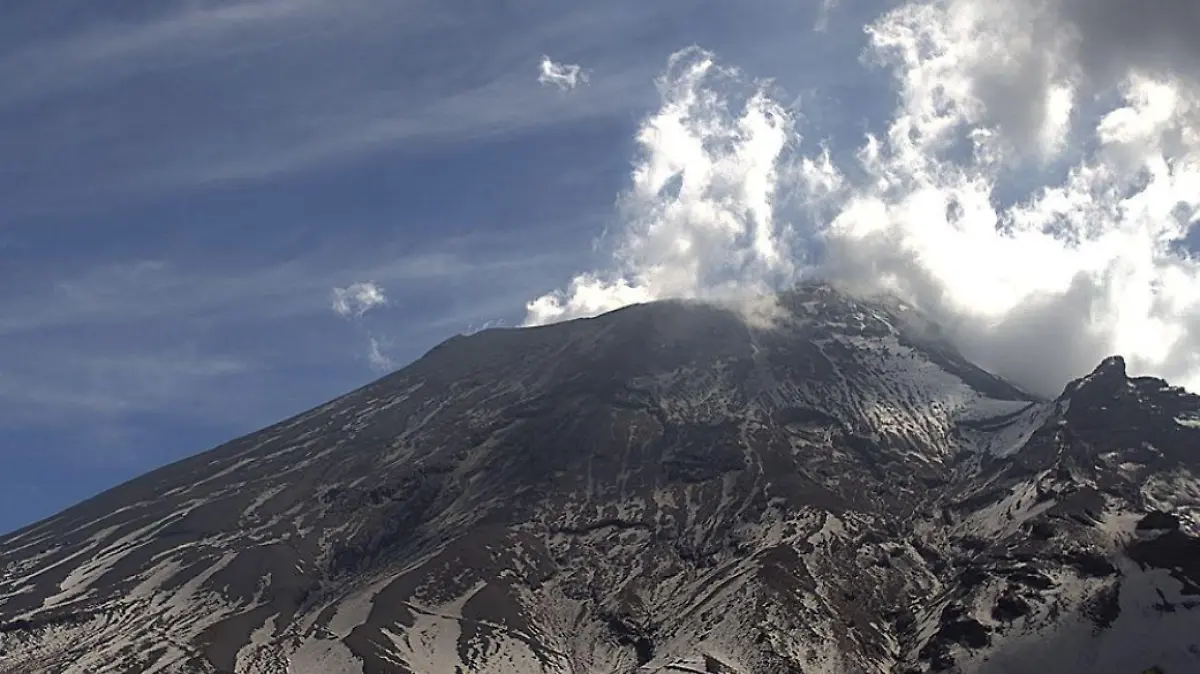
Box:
[814,0,839,32]
[525,4,1200,396]
[331,281,387,318]
[525,47,799,326]
[538,55,589,91]
[812,0,1200,395]
[365,335,396,372]
[462,318,507,336]
[330,281,397,372]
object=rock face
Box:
[1,284,1199,674]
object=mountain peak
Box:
[1059,354,1127,398]
[2,299,1198,673]
[1092,354,1127,378]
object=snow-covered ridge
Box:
[1,287,1197,674]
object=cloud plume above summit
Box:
[524,48,799,327]
[525,0,1200,396]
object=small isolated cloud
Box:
[331,281,387,319]
[329,281,395,372]
[538,55,589,91]
[365,335,396,372]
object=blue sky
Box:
[4,0,1200,534]
[0,0,881,532]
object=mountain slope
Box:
[1,284,1198,673]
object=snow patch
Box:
[1174,413,1200,429]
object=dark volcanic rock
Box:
[1128,529,1200,595]
[1137,511,1182,532]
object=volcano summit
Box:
[1,284,1198,673]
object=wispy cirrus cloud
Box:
[0,1,661,209]
[0,0,337,107]
[538,55,589,90]
[0,245,568,338]
[814,0,840,32]
[0,346,249,424]
[0,236,578,432]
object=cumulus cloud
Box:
[525,47,800,326]
[525,1,1200,396]
[863,0,1200,161]
[538,55,589,91]
[816,0,1200,395]
[331,281,387,318]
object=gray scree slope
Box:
[1,284,1198,673]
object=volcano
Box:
[2,284,1198,673]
